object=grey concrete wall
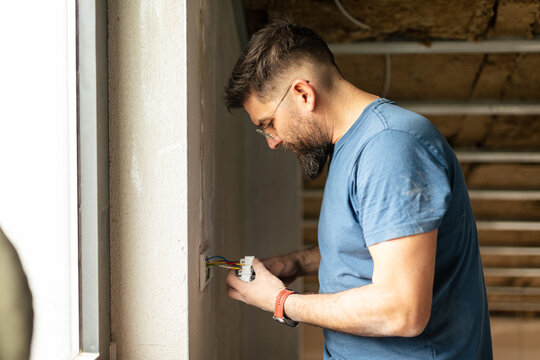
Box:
[108,1,189,359]
[109,0,300,359]
[186,0,300,358]
[186,0,245,358]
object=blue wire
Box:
[205,255,231,262]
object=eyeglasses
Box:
[255,83,292,140]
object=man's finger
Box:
[252,258,269,272]
[253,258,280,280]
[261,257,273,268]
[266,259,286,276]
[226,268,241,285]
[226,268,249,291]
[227,285,245,303]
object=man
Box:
[224,20,492,359]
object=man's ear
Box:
[291,79,316,112]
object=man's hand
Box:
[227,258,286,312]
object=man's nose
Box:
[266,135,282,149]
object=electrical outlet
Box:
[199,248,212,291]
[238,256,256,282]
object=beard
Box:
[295,140,334,180]
[283,113,334,180]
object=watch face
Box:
[283,317,299,328]
[273,315,298,327]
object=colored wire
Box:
[217,265,240,270]
[211,261,244,265]
[206,261,244,267]
[206,262,240,270]
[205,256,244,265]
[205,255,231,262]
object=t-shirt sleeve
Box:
[352,130,451,246]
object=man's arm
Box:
[262,246,320,284]
[227,230,437,337]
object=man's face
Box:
[244,92,333,179]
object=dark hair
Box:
[224,19,340,111]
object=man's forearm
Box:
[295,246,320,276]
[283,231,436,337]
[285,284,428,338]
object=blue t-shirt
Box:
[318,98,492,359]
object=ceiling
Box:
[240,0,540,104]
[239,0,540,149]
[242,0,540,42]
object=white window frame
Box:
[76,0,110,359]
[0,1,83,358]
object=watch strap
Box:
[273,288,298,327]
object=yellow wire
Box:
[206,262,241,269]
[206,261,244,266]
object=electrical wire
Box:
[207,261,244,266]
[333,0,391,97]
[208,263,240,270]
[205,256,242,264]
[334,0,372,30]
[208,260,244,266]
[205,255,232,262]
[207,263,240,270]
[205,256,245,271]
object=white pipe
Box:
[480,246,540,255]
[304,219,540,231]
[456,151,540,163]
[476,221,540,231]
[307,190,540,200]
[469,190,540,201]
[399,101,540,115]
[329,40,540,54]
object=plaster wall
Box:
[108,1,189,359]
[109,0,300,358]
[186,0,245,358]
[186,0,300,358]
